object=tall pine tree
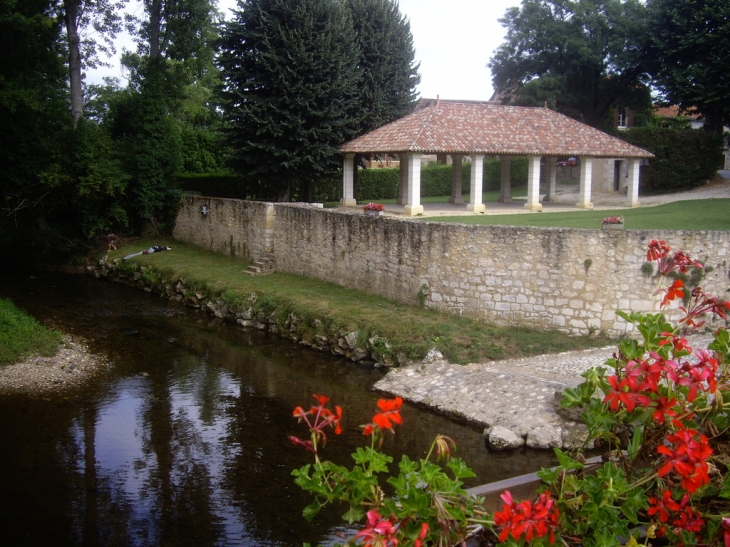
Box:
[218,0,361,201]
[347,0,420,135]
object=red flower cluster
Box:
[679,286,730,331]
[289,394,343,452]
[647,240,703,276]
[354,510,429,547]
[648,489,705,537]
[603,338,718,420]
[363,202,385,211]
[363,397,403,436]
[657,426,713,494]
[602,216,624,224]
[493,490,560,544]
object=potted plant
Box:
[363,202,385,217]
[602,215,624,230]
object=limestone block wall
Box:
[272,205,730,336]
[171,196,730,336]
[173,195,275,258]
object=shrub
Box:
[622,127,723,192]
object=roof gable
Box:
[341,100,653,158]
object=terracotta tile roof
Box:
[340,100,654,158]
[653,105,701,119]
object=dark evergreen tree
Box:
[488,0,651,131]
[218,0,361,201]
[346,0,420,135]
[646,0,730,135]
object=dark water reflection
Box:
[0,273,557,547]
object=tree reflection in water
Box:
[0,274,557,546]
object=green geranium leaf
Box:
[555,448,584,471]
[447,458,477,480]
[302,500,323,522]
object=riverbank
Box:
[92,239,615,368]
[0,333,109,397]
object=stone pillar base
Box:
[449,196,464,204]
[524,202,543,211]
[628,201,641,208]
[497,196,513,203]
[340,198,357,207]
[575,202,594,209]
[403,204,424,216]
[466,203,486,213]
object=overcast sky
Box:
[87,0,519,101]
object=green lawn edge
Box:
[107,238,616,365]
[0,298,63,366]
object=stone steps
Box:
[243,253,276,276]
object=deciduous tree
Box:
[489,0,651,130]
[646,0,730,135]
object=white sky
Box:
[87,0,519,101]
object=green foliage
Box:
[43,118,130,238]
[647,0,730,134]
[621,127,723,191]
[174,173,242,198]
[353,157,528,201]
[0,297,62,365]
[346,0,420,136]
[489,0,652,130]
[0,0,76,258]
[218,0,361,202]
[290,395,482,546]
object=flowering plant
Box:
[289,240,730,547]
[289,394,487,546]
[363,202,385,212]
[602,216,625,224]
[496,239,730,547]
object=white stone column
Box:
[467,154,486,213]
[627,158,641,208]
[340,153,356,206]
[543,157,557,202]
[576,156,594,209]
[449,154,464,204]
[524,155,543,211]
[397,154,409,205]
[497,156,512,203]
[403,153,424,216]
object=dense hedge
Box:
[174,173,247,199]
[621,128,723,192]
[355,157,529,201]
[175,157,532,202]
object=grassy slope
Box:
[110,239,615,365]
[423,199,730,231]
[0,298,63,365]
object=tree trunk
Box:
[148,0,163,60]
[64,0,83,128]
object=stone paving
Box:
[374,334,714,450]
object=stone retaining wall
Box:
[173,196,730,336]
[173,196,275,259]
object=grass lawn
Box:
[111,238,616,365]
[0,298,62,365]
[424,199,730,231]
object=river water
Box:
[0,272,556,547]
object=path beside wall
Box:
[173,196,730,337]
